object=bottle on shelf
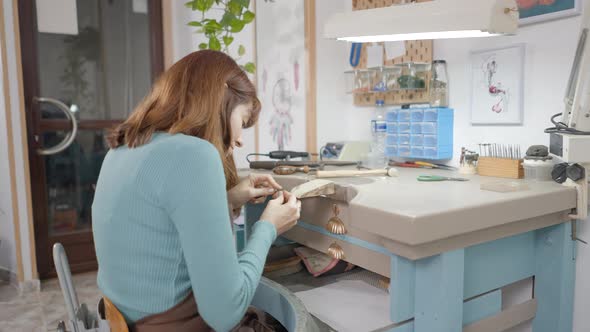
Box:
[368,99,387,168]
[429,60,449,108]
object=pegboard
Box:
[352,0,433,106]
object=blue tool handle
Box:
[349,43,362,68]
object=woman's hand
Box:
[260,191,301,235]
[227,173,283,210]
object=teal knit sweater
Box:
[92,132,276,331]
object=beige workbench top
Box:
[245,167,579,258]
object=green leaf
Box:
[236,0,250,8]
[227,0,242,16]
[243,11,255,23]
[187,21,202,27]
[195,0,207,11]
[205,20,223,30]
[209,37,221,51]
[223,36,234,46]
[220,12,236,26]
[229,19,245,33]
[194,0,215,11]
[185,1,201,10]
[203,20,223,34]
[238,44,246,56]
[244,62,256,74]
[199,43,208,50]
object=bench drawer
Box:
[283,224,391,278]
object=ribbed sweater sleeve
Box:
[161,141,277,331]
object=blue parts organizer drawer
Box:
[387,122,397,134]
[398,109,411,121]
[385,107,453,160]
[385,145,398,156]
[411,134,423,146]
[410,109,424,122]
[424,108,439,121]
[398,122,411,133]
[399,145,411,157]
[425,147,439,159]
[411,146,424,157]
[424,134,437,147]
[421,122,437,134]
[386,110,398,122]
[398,134,410,145]
[386,134,398,146]
[411,122,422,134]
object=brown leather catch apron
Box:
[128,292,275,332]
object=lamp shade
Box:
[324,0,519,42]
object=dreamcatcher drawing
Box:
[270,78,293,150]
[482,55,510,114]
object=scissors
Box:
[417,175,469,182]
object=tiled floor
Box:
[0,270,343,331]
[0,272,102,332]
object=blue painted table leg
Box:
[533,222,576,332]
[386,321,415,332]
[414,249,465,332]
[390,255,416,323]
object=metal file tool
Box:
[478,143,522,160]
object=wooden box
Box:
[477,157,524,179]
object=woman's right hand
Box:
[260,191,301,235]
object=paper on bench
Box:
[295,280,391,332]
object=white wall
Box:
[316,0,368,147]
[436,19,581,166]
[169,2,257,169]
[315,1,590,331]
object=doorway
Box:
[18,0,164,279]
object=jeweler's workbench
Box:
[245,167,583,331]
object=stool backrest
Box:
[103,297,129,332]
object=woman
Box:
[92,50,300,331]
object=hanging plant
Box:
[186,0,257,74]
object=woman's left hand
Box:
[228,174,283,209]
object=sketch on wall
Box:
[517,0,581,25]
[256,0,306,152]
[470,45,525,125]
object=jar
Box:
[344,69,374,94]
[394,63,429,90]
[370,66,402,92]
[429,60,449,107]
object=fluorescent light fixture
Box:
[324,0,519,42]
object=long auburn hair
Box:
[108,50,260,190]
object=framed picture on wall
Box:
[254,0,316,155]
[470,44,525,125]
[517,0,582,25]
